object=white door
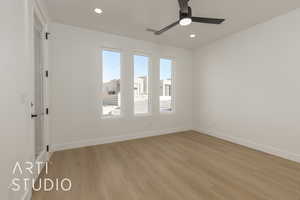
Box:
[33,15,45,159]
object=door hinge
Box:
[45,70,49,78]
[46,145,50,152]
[45,32,50,40]
[31,114,38,118]
[46,108,49,115]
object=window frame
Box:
[100,47,124,119]
[159,57,175,114]
[132,52,152,116]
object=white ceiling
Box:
[42,0,300,49]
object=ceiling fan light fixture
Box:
[179,17,192,26]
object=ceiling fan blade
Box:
[154,21,180,35]
[146,28,157,33]
[192,17,225,24]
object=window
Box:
[102,50,121,117]
[160,58,173,112]
[134,55,150,114]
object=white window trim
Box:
[132,52,153,116]
[159,57,176,114]
[99,47,124,119]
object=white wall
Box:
[49,23,193,150]
[1,0,36,199]
[193,8,300,162]
[1,1,49,199]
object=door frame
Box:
[32,0,50,181]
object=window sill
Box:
[134,113,152,117]
[160,111,175,115]
[101,115,123,120]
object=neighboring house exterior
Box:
[134,76,148,96]
[103,77,171,109]
[103,79,120,106]
[160,79,172,96]
[160,79,172,111]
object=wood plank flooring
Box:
[32,131,300,200]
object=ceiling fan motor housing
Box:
[180,7,192,19]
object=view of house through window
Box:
[102,50,121,116]
[134,55,149,114]
[160,58,173,112]
[102,52,173,117]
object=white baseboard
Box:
[33,150,49,181]
[52,127,191,152]
[194,127,300,163]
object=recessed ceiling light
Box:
[94,8,103,14]
[190,34,196,38]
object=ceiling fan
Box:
[147,0,225,35]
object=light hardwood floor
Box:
[32,131,300,200]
